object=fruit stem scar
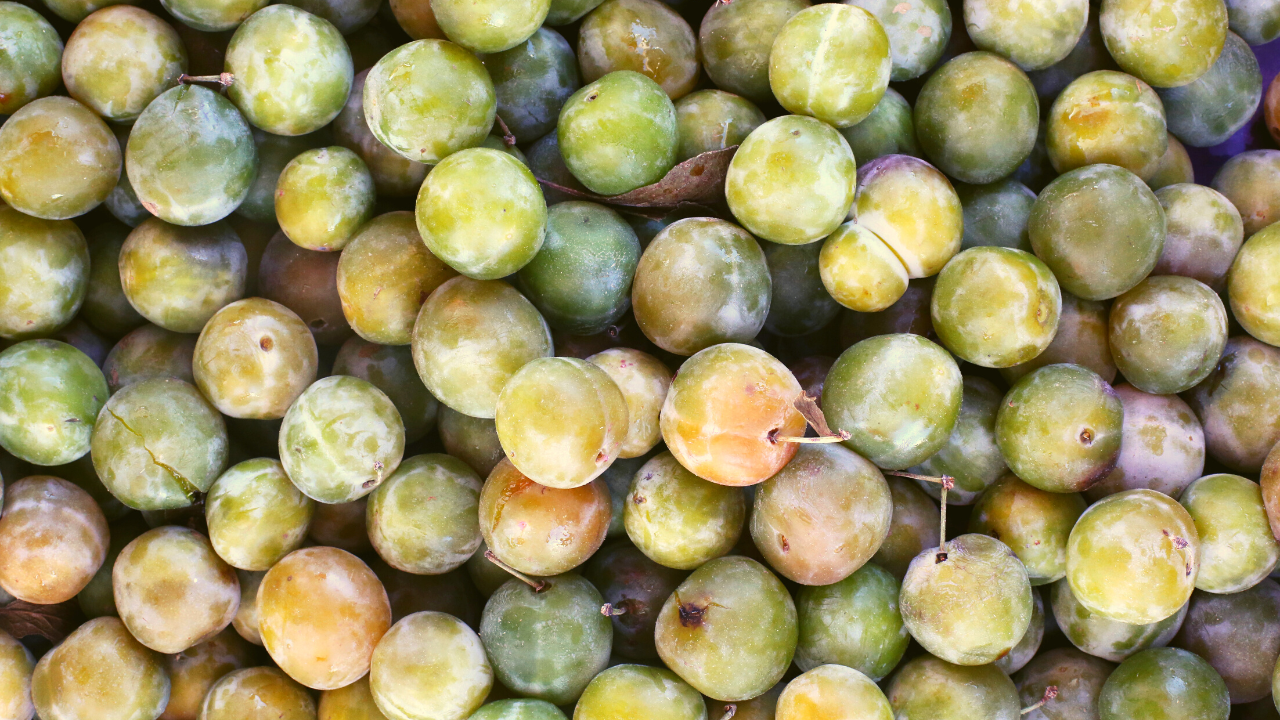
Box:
[1021,685,1058,715]
[484,550,547,593]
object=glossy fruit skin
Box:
[433,0,548,53]
[574,664,703,720]
[1187,335,1280,473]
[332,339,438,444]
[278,375,405,504]
[1212,149,1280,236]
[103,324,196,394]
[932,247,1060,368]
[337,212,456,346]
[364,39,495,165]
[1181,473,1279,593]
[1230,221,1280,347]
[1230,0,1280,44]
[0,206,89,340]
[483,28,579,144]
[478,460,610,576]
[660,343,805,486]
[317,676,389,720]
[964,0,1086,70]
[752,444,891,586]
[416,148,547,281]
[412,277,552,419]
[726,115,857,245]
[915,52,1039,184]
[794,563,908,680]
[1100,0,1227,88]
[853,154,964,277]
[1099,647,1229,720]
[470,699,566,720]
[31,617,170,720]
[1015,647,1115,720]
[840,90,920,168]
[1068,489,1200,625]
[625,451,744,569]
[260,547,392,690]
[333,70,429,198]
[996,589,1045,675]
[199,667,315,720]
[579,0,698,100]
[438,407,504,478]
[1153,183,1244,292]
[160,0,265,30]
[776,664,893,720]
[1031,164,1166,300]
[61,6,185,123]
[82,224,145,339]
[0,629,34,720]
[1146,135,1198,190]
[193,298,318,420]
[582,542,684,660]
[274,147,374,252]
[0,340,108,466]
[481,574,610,705]
[1047,71,1167,179]
[0,476,108,604]
[824,333,962,469]
[764,240,841,337]
[224,5,352,136]
[366,454,480,575]
[1089,385,1205,501]
[557,71,679,196]
[119,219,248,334]
[818,222,908,313]
[971,475,1087,585]
[699,0,809,103]
[885,655,1020,720]
[1159,33,1261,148]
[369,611,491,720]
[0,2,62,116]
[0,97,120,221]
[1109,276,1228,394]
[913,376,1006,505]
[675,90,764,162]
[632,218,770,355]
[1002,291,1118,384]
[91,377,228,510]
[1177,582,1280,704]
[205,458,314,571]
[255,231,352,346]
[1051,577,1188,662]
[127,85,257,227]
[768,4,890,128]
[656,556,798,702]
[112,526,239,654]
[587,349,669,458]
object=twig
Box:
[775,393,851,444]
[484,550,546,593]
[1021,686,1058,715]
[179,73,234,89]
[885,472,955,562]
[494,116,517,147]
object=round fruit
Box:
[1098,647,1229,720]
[1180,473,1279,593]
[794,563,909,680]
[0,340,108,466]
[30,617,169,720]
[0,96,120,221]
[625,451,745,570]
[0,206,90,340]
[205,458,314,571]
[0,476,107,604]
[852,154,963,278]
[370,611,491,720]
[367,454,482,575]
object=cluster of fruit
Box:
[2,0,1280,718]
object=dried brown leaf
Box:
[794,393,850,440]
[535,146,738,208]
[0,600,82,643]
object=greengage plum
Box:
[1108,276,1227,394]
[0,3,63,116]
[199,667,316,720]
[0,97,120,221]
[625,451,744,570]
[119,219,247,334]
[482,28,579,144]
[698,0,811,104]
[1185,336,1280,473]
[852,155,963,278]
[915,376,1007,505]
[794,563,908,680]
[674,90,764,161]
[30,617,169,720]
[1101,0,1227,87]
[1098,647,1229,720]
[0,476,107,604]
[0,206,89,340]
[579,0,698,100]
[1211,149,1280,236]
[1180,473,1279,592]
[1087,385,1205,500]
[0,340,107,466]
[1153,183,1244,291]
[205,458,313,571]
[885,655,1020,720]
[971,475,1086,585]
[1051,578,1187,662]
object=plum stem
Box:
[601,603,627,617]
[773,435,845,444]
[494,116,517,147]
[719,705,737,720]
[484,550,547,593]
[776,393,851,444]
[1021,686,1058,715]
[179,73,234,89]
[884,472,954,561]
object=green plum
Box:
[838,89,920,167]
[160,0,267,30]
[30,617,169,720]
[1088,384,1205,500]
[914,52,1039,184]
[575,664,704,720]
[0,96,120,221]
[546,0,603,24]
[275,147,375,252]
[1158,32,1262,147]
[885,655,1020,720]
[1228,0,1280,44]
[957,179,1035,252]
[971,474,1087,585]
[1180,473,1279,593]
[1015,648,1115,720]
[82,224,145,339]
[1230,221,1280,347]
[1100,0,1227,87]
[1098,647,1229,720]
[914,376,1007,505]
[225,5,352,136]
[0,205,89,340]
[587,348,669,459]
[768,4,890,127]
[844,0,948,81]
[199,666,315,720]
[1001,292,1117,384]
[557,71,678,196]
[333,70,430,197]
[104,127,150,228]
[119,218,247,333]
[432,0,549,53]
[470,699,566,720]
[699,0,811,104]
[367,454,481,575]
[363,39,495,165]
[818,221,909,313]
[480,574,611,705]
[1068,489,1199,625]
[751,443,891,586]
[1211,149,1280,236]
[416,147,546,280]
[1186,336,1280,473]
[0,340,107,466]
[103,324,196,394]
[1047,71,1168,179]
[726,115,857,245]
[278,375,405,504]
[1051,578,1187,662]
[1153,183,1244,291]
[964,0,1087,70]
[625,451,744,570]
[332,338,439,444]
[823,333,962,469]
[483,28,580,144]
[631,218,770,356]
[764,240,841,337]
[438,406,504,477]
[578,0,699,100]
[1146,135,1197,190]
[794,563,908,680]
[776,664,893,720]
[1176,582,1280,704]
[853,154,963,278]
[655,556,797,702]
[996,589,1044,674]
[1028,163,1166,300]
[205,457,313,571]
[61,6,186,123]
[370,612,492,720]
[0,630,33,720]
[126,85,257,227]
[675,90,765,161]
[0,2,63,116]
[1111,273,1231,394]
